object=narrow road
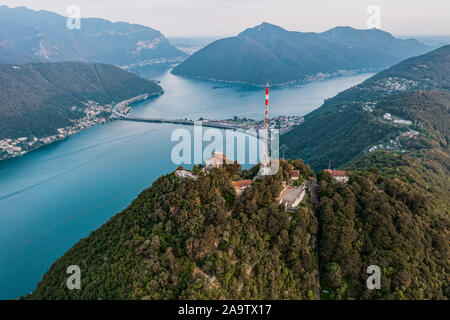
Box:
[309,177,321,300]
[309,177,318,206]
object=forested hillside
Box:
[281,45,450,171]
[282,47,450,299]
[27,160,319,300]
[317,162,449,299]
[26,151,449,300]
[312,55,450,297]
[0,62,163,140]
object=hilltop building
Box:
[278,185,306,210]
[205,151,228,169]
[232,180,252,196]
[325,169,349,183]
[289,169,300,181]
[203,150,253,195]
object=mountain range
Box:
[0,6,185,66]
[172,22,431,85]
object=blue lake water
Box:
[0,69,374,299]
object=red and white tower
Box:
[265,82,269,125]
[263,82,270,168]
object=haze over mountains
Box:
[172,22,430,85]
[0,6,185,66]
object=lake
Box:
[0,69,374,299]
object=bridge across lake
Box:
[114,114,261,137]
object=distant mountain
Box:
[0,62,163,140]
[280,45,450,171]
[172,23,430,85]
[0,6,185,65]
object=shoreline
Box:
[171,68,382,88]
[0,68,372,164]
[0,93,160,163]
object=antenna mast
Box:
[264,82,270,167]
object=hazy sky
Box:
[1,0,449,37]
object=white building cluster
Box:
[383,113,412,125]
[0,101,114,161]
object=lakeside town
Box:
[0,92,156,161]
[0,96,304,161]
[1,87,421,163]
[0,100,114,161]
[202,115,304,134]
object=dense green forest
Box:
[27,160,320,299]
[311,46,450,299]
[317,162,448,299]
[314,71,450,299]
[0,62,163,140]
[26,151,449,299]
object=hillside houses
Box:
[402,130,419,138]
[277,184,306,211]
[394,119,412,125]
[383,112,412,125]
[180,152,309,208]
[203,151,255,196]
[172,151,312,210]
